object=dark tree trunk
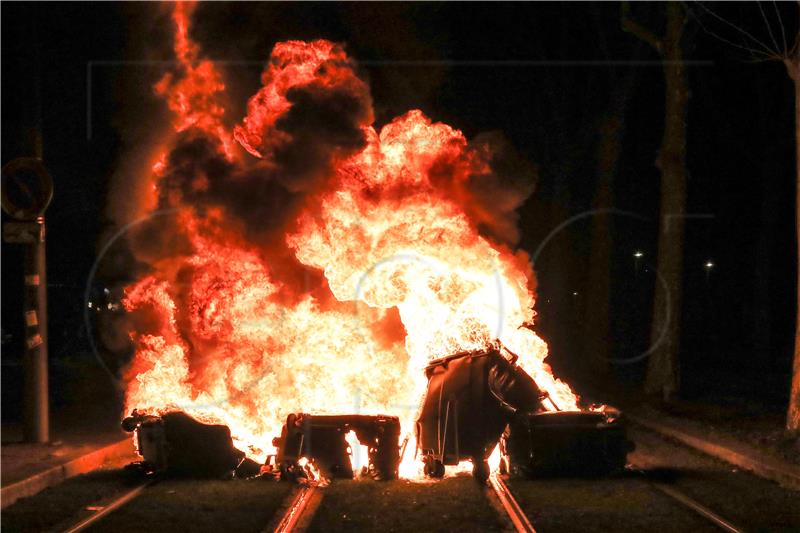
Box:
[622,2,690,399]
[785,56,800,432]
[583,72,637,384]
[645,3,689,399]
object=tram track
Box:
[493,469,748,533]
[62,478,156,533]
[270,482,321,533]
[488,473,537,533]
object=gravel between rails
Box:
[630,426,800,532]
[82,478,293,533]
[506,475,719,533]
[1,467,141,533]
[307,475,507,533]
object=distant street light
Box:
[633,250,643,277]
[704,260,715,282]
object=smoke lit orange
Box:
[121,3,580,473]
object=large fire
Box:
[119,3,580,474]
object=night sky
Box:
[2,2,797,420]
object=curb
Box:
[1,438,135,509]
[628,414,800,491]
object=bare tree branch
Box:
[791,15,800,60]
[694,1,779,57]
[759,1,782,53]
[621,1,664,54]
[687,3,783,61]
[773,1,789,53]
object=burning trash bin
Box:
[272,413,402,481]
[415,346,547,482]
[122,409,246,478]
[501,408,634,477]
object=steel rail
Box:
[488,473,537,533]
[492,465,744,533]
[62,478,154,533]
[629,464,746,533]
[272,483,318,533]
[651,481,747,533]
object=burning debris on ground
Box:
[273,414,401,481]
[120,343,634,485]
[121,409,246,479]
[415,345,547,482]
[502,408,634,477]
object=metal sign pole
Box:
[3,157,54,443]
[22,216,49,442]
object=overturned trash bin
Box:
[273,413,401,481]
[502,408,634,477]
[415,346,547,482]
[122,409,245,478]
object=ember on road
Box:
[3,1,799,532]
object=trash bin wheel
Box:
[472,459,490,484]
[423,457,445,478]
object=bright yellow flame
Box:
[121,9,581,479]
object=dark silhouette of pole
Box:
[2,156,53,443]
[23,216,49,442]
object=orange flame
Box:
[121,4,579,470]
[153,2,235,160]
